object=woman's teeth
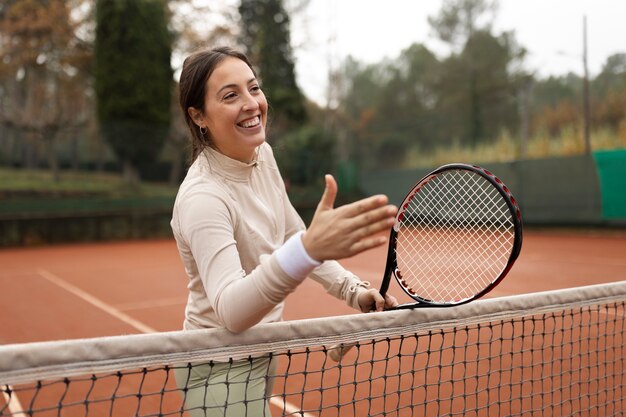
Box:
[239,116,260,128]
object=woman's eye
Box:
[250,85,261,93]
[223,92,237,100]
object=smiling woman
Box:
[170,46,398,416]
[187,56,268,163]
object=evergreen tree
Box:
[95,0,172,183]
[238,0,307,140]
[429,0,525,145]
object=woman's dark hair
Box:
[179,46,257,161]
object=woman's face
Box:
[191,57,268,162]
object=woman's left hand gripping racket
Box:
[330,163,523,362]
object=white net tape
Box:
[2,282,625,417]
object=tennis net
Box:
[1,281,625,416]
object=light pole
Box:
[582,15,591,154]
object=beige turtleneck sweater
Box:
[170,143,368,333]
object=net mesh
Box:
[397,169,516,303]
[1,282,625,417]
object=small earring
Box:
[199,126,208,135]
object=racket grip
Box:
[328,342,356,362]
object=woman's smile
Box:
[238,115,262,129]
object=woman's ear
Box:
[187,107,204,127]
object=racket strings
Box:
[412,174,514,294]
[406,173,513,299]
[396,170,515,303]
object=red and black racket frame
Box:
[379,163,524,310]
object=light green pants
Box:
[174,356,275,417]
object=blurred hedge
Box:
[0,169,177,246]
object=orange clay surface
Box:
[0,229,625,345]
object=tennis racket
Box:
[330,163,523,361]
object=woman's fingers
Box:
[340,205,396,249]
[358,289,394,313]
[350,205,397,231]
[372,290,386,312]
[348,234,387,255]
[340,198,396,242]
[339,194,390,218]
[384,294,399,309]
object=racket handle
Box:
[328,342,356,362]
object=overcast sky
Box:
[291,0,626,105]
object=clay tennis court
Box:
[1,229,625,416]
[1,229,625,343]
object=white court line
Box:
[37,269,157,333]
[2,387,25,416]
[36,268,314,417]
[269,397,314,417]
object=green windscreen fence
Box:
[593,149,626,220]
[360,151,626,226]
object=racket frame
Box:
[380,163,523,310]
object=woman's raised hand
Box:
[301,175,397,261]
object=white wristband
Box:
[275,231,322,282]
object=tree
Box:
[593,53,626,129]
[530,73,581,137]
[0,0,92,177]
[168,0,238,59]
[438,30,524,144]
[593,53,626,97]
[166,0,239,183]
[95,0,172,183]
[334,56,391,169]
[428,0,498,50]
[429,0,525,145]
[274,126,335,187]
[332,45,445,170]
[378,45,442,150]
[532,75,579,109]
[238,0,307,141]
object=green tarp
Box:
[593,149,626,219]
